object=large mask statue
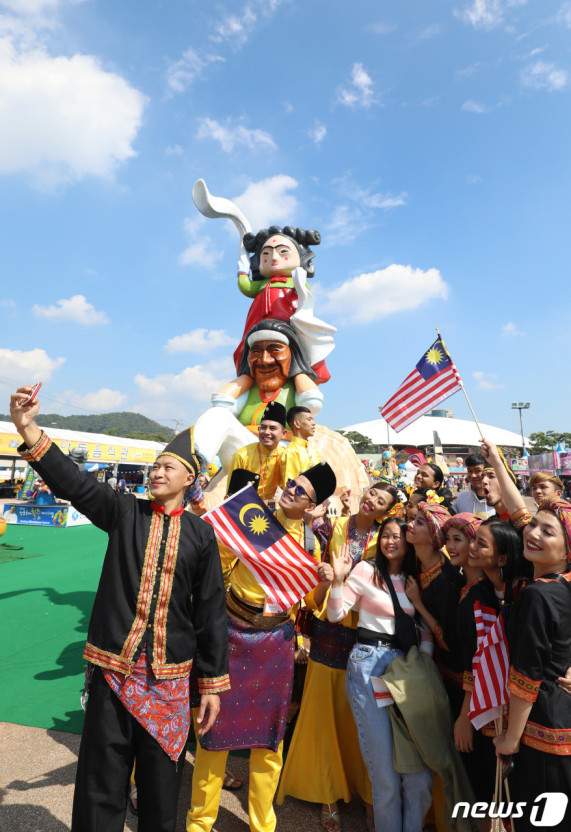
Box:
[190,180,368,508]
[234,226,330,383]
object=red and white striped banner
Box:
[469,602,510,730]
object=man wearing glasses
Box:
[187,461,337,832]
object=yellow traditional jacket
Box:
[281,435,321,484]
[228,441,286,501]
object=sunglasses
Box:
[286,479,310,499]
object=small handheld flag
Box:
[203,485,320,613]
[469,603,510,730]
[380,336,463,432]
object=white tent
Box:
[341,414,527,450]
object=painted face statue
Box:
[247,339,292,393]
[258,235,301,279]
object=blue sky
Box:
[1,0,570,439]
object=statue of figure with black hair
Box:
[191,180,336,396]
[190,180,369,513]
[234,225,334,383]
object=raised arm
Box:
[10,386,121,532]
[480,438,525,516]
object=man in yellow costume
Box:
[186,461,337,832]
[227,401,287,504]
[281,405,321,483]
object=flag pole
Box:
[436,327,485,441]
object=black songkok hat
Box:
[226,468,260,497]
[160,427,200,475]
[301,461,337,506]
[261,401,287,428]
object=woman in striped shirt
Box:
[327,517,433,832]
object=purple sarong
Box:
[199,614,295,752]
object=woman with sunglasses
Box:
[327,517,433,832]
[277,483,399,832]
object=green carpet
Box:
[0,542,43,563]
[0,522,107,734]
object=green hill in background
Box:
[0,412,173,442]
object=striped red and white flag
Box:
[380,336,463,432]
[203,485,319,613]
[469,602,510,730]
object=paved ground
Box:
[0,722,369,832]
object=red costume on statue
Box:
[233,275,330,384]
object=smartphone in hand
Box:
[20,382,42,407]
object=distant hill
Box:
[0,411,174,442]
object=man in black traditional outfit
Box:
[10,385,230,832]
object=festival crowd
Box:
[9,384,571,832]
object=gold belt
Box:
[226,590,290,630]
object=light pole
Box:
[511,402,530,456]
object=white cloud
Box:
[0,298,16,308]
[336,63,376,109]
[502,321,526,336]
[521,60,568,91]
[60,387,127,412]
[167,1,286,94]
[370,22,397,35]
[33,294,109,325]
[326,175,407,244]
[467,174,483,184]
[455,0,526,30]
[0,38,147,188]
[196,117,276,153]
[412,24,443,42]
[209,0,289,48]
[134,357,234,406]
[308,121,327,146]
[233,175,299,229]
[165,329,236,354]
[179,215,224,270]
[323,265,449,325]
[0,347,65,384]
[455,63,480,80]
[0,0,63,14]
[165,144,183,156]
[473,370,504,390]
[179,238,224,269]
[462,99,490,113]
[559,3,571,27]
[210,5,257,47]
[166,48,224,94]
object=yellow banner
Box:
[0,432,158,464]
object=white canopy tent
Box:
[341,414,528,451]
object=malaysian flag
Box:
[469,602,510,730]
[380,336,463,432]
[203,485,320,613]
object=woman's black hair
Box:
[373,517,417,588]
[368,481,399,515]
[411,486,454,512]
[242,225,321,281]
[480,517,532,588]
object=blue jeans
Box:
[345,642,433,832]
